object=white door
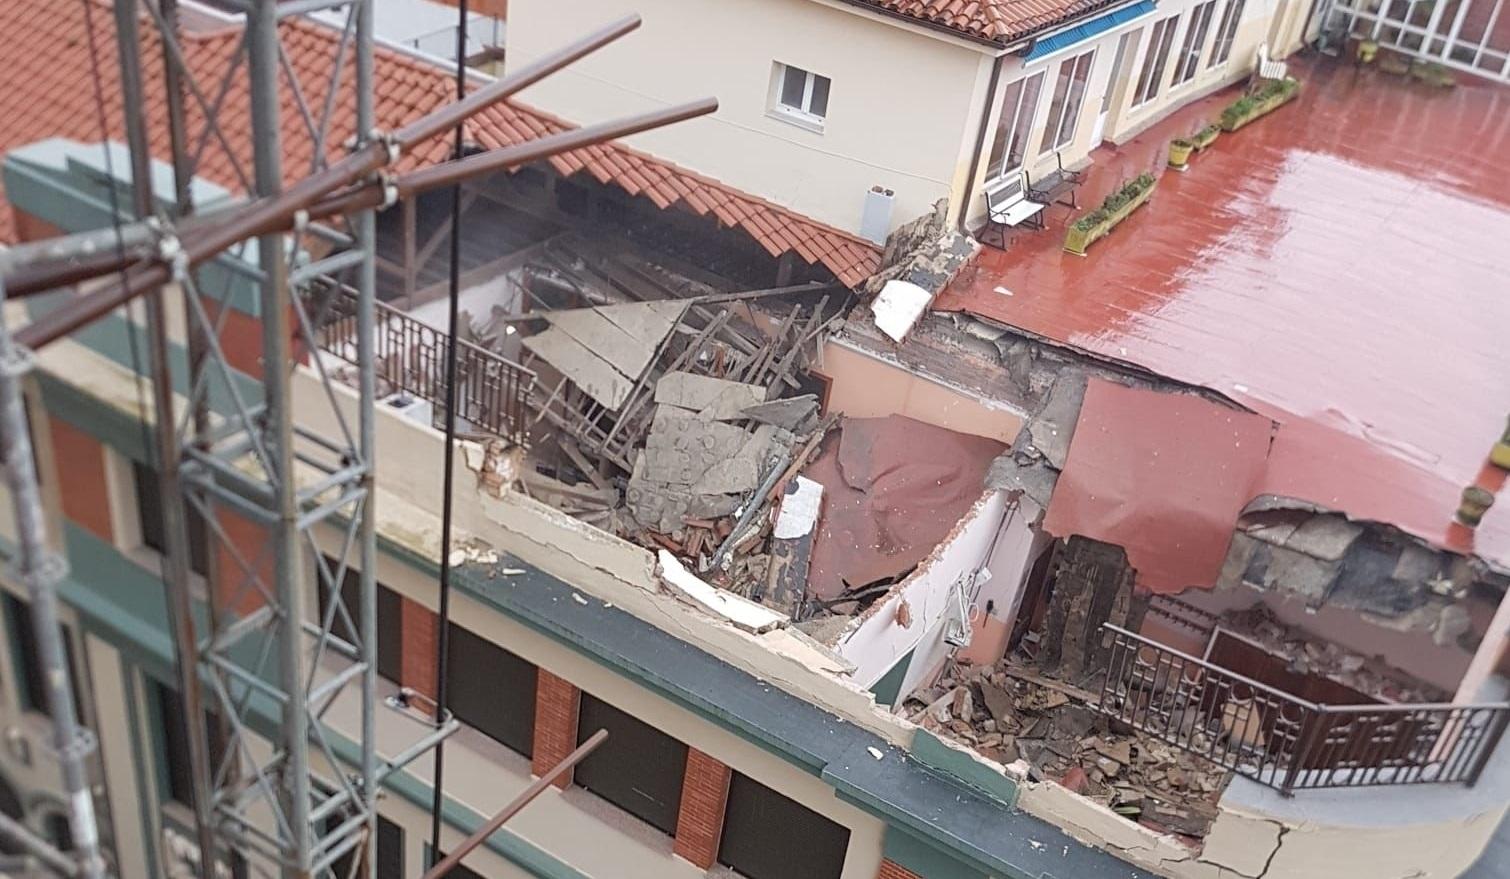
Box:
[1091,30,1139,145]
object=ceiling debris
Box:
[522,301,687,409]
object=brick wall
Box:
[672,748,732,869]
[400,597,438,699]
[48,418,112,542]
[532,670,581,788]
[213,507,272,616]
[876,859,923,879]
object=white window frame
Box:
[769,62,831,133]
[985,70,1047,183]
[1132,15,1181,107]
[1208,0,1248,68]
[1039,49,1097,156]
[1173,0,1219,86]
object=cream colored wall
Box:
[819,339,1025,443]
[506,0,996,238]
[1104,0,1279,142]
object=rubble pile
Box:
[907,662,1229,839]
[1222,605,1446,702]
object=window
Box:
[1208,0,1247,67]
[1132,16,1181,105]
[133,460,210,578]
[772,63,831,126]
[1173,1,1219,85]
[315,555,402,682]
[445,622,535,756]
[718,773,850,879]
[327,813,403,879]
[153,680,228,808]
[4,593,81,719]
[985,71,1046,181]
[573,693,687,835]
[1039,50,1097,154]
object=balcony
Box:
[1097,624,1510,795]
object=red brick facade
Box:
[213,508,272,617]
[532,670,581,788]
[672,748,732,869]
[48,418,112,542]
[877,859,923,879]
[400,597,438,699]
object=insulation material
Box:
[870,279,932,342]
[1043,379,1274,594]
[802,415,1005,601]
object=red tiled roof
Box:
[845,0,1127,43]
[0,0,882,286]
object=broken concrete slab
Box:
[742,394,819,432]
[655,371,767,420]
[1025,372,1087,471]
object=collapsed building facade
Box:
[0,0,1508,878]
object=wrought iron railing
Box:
[315,284,535,446]
[1097,625,1510,795]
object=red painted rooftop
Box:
[0,0,882,285]
[843,0,1127,43]
[937,55,1510,568]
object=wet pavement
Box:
[936,53,1510,564]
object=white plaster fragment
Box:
[658,551,788,634]
[774,476,824,539]
[870,279,932,342]
[867,746,883,760]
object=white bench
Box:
[978,173,1046,250]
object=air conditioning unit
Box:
[859,186,894,245]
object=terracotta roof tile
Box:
[0,0,881,287]
[847,0,1127,43]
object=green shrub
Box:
[1197,124,1220,140]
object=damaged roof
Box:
[803,415,1005,601]
[936,56,1510,568]
[0,0,883,285]
[1043,379,1275,594]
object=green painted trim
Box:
[35,371,148,463]
[117,660,165,879]
[883,826,988,879]
[910,730,1018,810]
[870,648,915,708]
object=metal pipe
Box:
[422,730,608,879]
[0,812,79,877]
[0,291,104,879]
[115,1,224,874]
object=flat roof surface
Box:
[937,55,1510,566]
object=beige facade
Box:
[506,0,996,240]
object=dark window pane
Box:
[780,65,807,108]
[376,814,404,879]
[446,623,536,757]
[574,693,687,835]
[154,681,227,808]
[433,852,483,879]
[44,812,71,851]
[133,461,209,578]
[986,76,1027,177]
[5,593,81,719]
[719,773,849,879]
[315,556,401,683]
[808,74,831,118]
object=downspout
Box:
[957,51,1008,234]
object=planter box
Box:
[1193,127,1220,151]
[1064,178,1158,256]
[1220,79,1301,132]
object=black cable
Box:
[428,0,469,866]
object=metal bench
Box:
[978,173,1045,250]
[1255,42,1288,81]
[1027,151,1085,210]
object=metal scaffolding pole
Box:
[0,294,106,879]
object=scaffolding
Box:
[0,1,714,876]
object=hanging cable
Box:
[428,0,470,866]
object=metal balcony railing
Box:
[1097,625,1510,795]
[316,284,535,446]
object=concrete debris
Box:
[871,279,933,343]
[862,199,978,298]
[655,371,768,421]
[905,660,1228,839]
[741,394,819,432]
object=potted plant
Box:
[1193,123,1221,151]
[1458,486,1495,526]
[1064,173,1158,255]
[1221,77,1301,131]
[1492,417,1510,470]
[1358,39,1379,64]
[1168,138,1195,169]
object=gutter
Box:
[1014,0,1153,58]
